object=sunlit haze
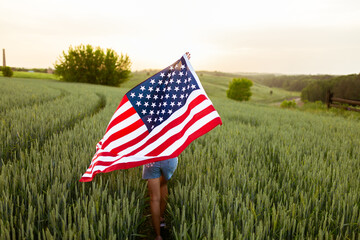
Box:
[1,0,360,74]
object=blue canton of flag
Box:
[127,57,199,132]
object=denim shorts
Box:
[142,157,178,180]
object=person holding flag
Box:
[143,53,190,240]
[80,52,222,239]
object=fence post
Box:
[2,49,6,67]
[326,90,331,108]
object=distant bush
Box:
[54,44,131,86]
[2,66,13,77]
[226,78,253,101]
[280,100,296,108]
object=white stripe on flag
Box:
[105,100,132,130]
[159,111,219,156]
[82,155,158,178]
[135,98,213,156]
[105,125,148,152]
[103,113,143,148]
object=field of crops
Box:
[0,74,359,239]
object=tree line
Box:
[249,74,336,92]
[301,74,360,102]
[249,73,359,102]
[0,66,52,73]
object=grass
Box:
[300,101,360,120]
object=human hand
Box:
[185,52,191,60]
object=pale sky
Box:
[1,0,360,74]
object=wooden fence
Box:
[326,91,360,113]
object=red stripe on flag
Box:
[84,127,154,173]
[171,117,222,157]
[110,130,149,154]
[102,118,145,149]
[115,95,128,111]
[126,94,207,156]
[145,105,216,156]
[84,150,127,174]
[79,118,222,182]
[105,105,137,133]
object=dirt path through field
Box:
[136,200,172,240]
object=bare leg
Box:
[147,178,162,239]
[160,175,168,220]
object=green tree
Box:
[226,78,253,101]
[332,74,360,100]
[2,66,13,77]
[54,44,131,86]
[301,80,334,102]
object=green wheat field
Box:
[0,72,359,239]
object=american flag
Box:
[80,54,222,182]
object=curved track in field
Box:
[0,92,106,165]
[0,80,69,115]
